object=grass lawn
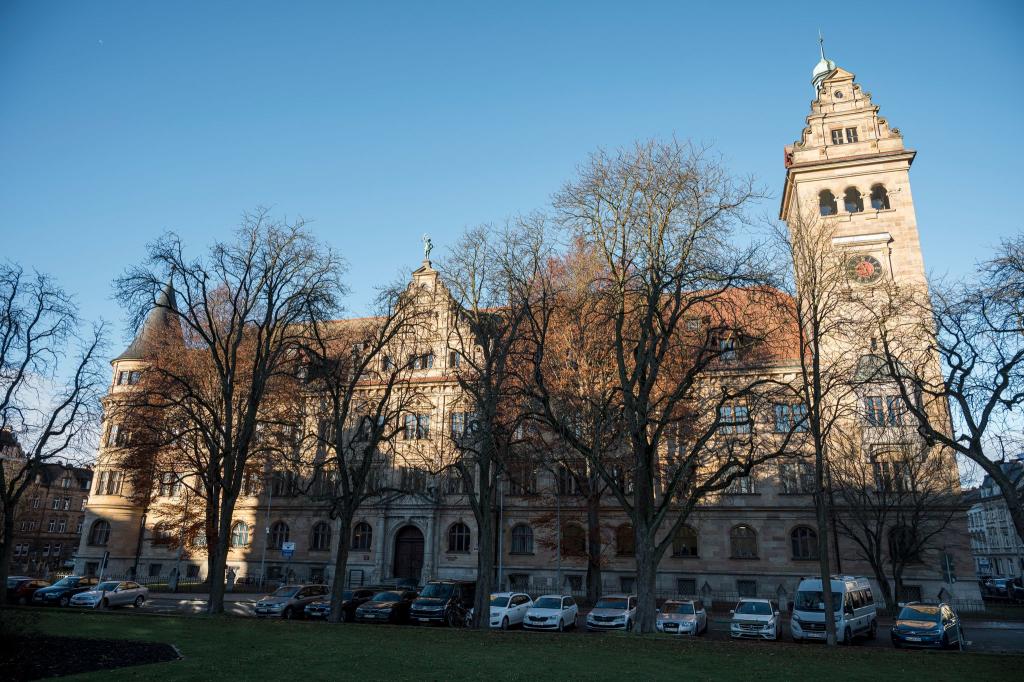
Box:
[21,610,1021,681]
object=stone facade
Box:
[75,55,982,608]
[966,460,1024,578]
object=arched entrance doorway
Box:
[393,525,424,583]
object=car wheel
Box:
[501,617,509,631]
[59,595,70,607]
[867,620,877,640]
[134,595,145,608]
[558,618,565,632]
[283,607,294,620]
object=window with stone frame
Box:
[737,579,758,597]
[730,524,758,559]
[506,460,538,496]
[560,523,586,556]
[351,522,373,550]
[269,521,290,550]
[404,413,430,440]
[779,460,815,494]
[447,522,471,553]
[774,403,808,433]
[615,524,635,556]
[310,521,332,551]
[510,524,534,555]
[672,525,699,557]
[726,475,756,495]
[677,578,697,596]
[718,404,750,435]
[88,520,111,546]
[556,463,583,496]
[790,526,818,560]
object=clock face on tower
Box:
[846,254,883,284]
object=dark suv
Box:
[31,576,99,607]
[410,580,476,627]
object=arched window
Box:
[310,522,331,551]
[88,520,111,546]
[843,187,864,213]
[870,184,890,210]
[819,190,838,216]
[730,524,758,559]
[561,523,586,557]
[448,522,471,553]
[230,521,249,548]
[510,524,534,554]
[615,524,635,556]
[672,525,699,557]
[351,522,373,550]
[269,521,290,550]
[790,526,818,560]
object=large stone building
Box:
[966,459,1024,579]
[2,432,93,577]
[75,51,982,607]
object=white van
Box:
[790,576,877,643]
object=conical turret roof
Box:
[113,280,183,362]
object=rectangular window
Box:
[774,403,808,433]
[718,337,737,362]
[149,563,163,578]
[81,499,87,511]
[864,396,885,426]
[780,461,815,494]
[187,564,200,578]
[42,543,50,556]
[159,472,182,497]
[52,497,61,510]
[450,412,467,438]
[677,578,697,596]
[57,519,66,533]
[449,351,462,368]
[718,404,750,434]
[47,519,57,533]
[737,579,757,598]
[845,127,859,143]
[30,496,40,509]
[831,129,845,145]
[726,475,756,495]
[76,519,83,534]
[63,497,70,510]
[404,414,430,440]
[61,478,71,489]
[117,370,129,385]
[53,543,62,556]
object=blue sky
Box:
[1,1,1021,352]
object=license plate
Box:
[418,618,430,622]
[907,637,921,641]
[808,632,824,639]
[665,624,677,629]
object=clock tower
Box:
[780,49,927,295]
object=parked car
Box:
[891,602,965,650]
[304,587,379,621]
[656,599,707,636]
[730,598,780,640]
[523,594,578,631]
[6,577,50,605]
[487,592,533,630]
[354,589,418,624]
[254,584,329,619]
[409,580,476,627]
[1010,577,1024,603]
[791,576,877,643]
[69,580,148,609]
[983,577,1010,598]
[31,576,100,607]
[586,594,637,631]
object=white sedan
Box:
[489,592,533,629]
[523,594,578,632]
[69,580,148,609]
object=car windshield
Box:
[271,587,299,598]
[594,598,627,610]
[52,577,80,588]
[663,602,695,615]
[491,595,510,608]
[898,605,941,622]
[534,597,562,609]
[97,581,120,591]
[419,583,454,599]
[371,591,400,602]
[735,601,772,616]
[794,591,842,613]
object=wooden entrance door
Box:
[393,525,424,583]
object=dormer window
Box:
[829,127,858,145]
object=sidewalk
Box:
[148,592,258,602]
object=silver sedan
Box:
[69,580,149,609]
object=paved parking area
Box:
[134,594,1024,654]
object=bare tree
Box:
[299,282,432,623]
[876,235,1024,548]
[434,222,545,629]
[0,264,106,590]
[772,207,870,645]
[542,140,794,632]
[114,209,342,613]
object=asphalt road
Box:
[136,595,1024,654]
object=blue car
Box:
[890,602,964,650]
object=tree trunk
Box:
[206,503,234,615]
[633,524,658,633]
[328,512,354,624]
[814,488,837,645]
[0,513,15,594]
[473,496,495,630]
[585,493,602,604]
[869,562,896,617]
